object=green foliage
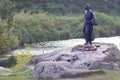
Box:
[0,32,17,55]
[0,0,19,55]
[0,0,15,20]
[9,69,32,77]
[10,0,120,15]
[13,48,33,70]
[94,12,120,37]
[0,0,15,33]
[0,69,33,80]
[0,22,18,55]
[0,56,16,68]
[13,12,56,44]
[12,12,120,44]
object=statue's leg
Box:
[92,29,94,41]
[87,26,91,44]
[85,34,89,44]
[84,25,89,44]
[89,25,93,44]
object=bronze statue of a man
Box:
[83,4,97,45]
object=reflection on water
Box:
[12,36,120,55]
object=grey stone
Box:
[33,61,71,78]
[29,43,120,78]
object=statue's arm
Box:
[91,11,97,26]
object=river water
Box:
[12,36,120,55]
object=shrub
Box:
[0,32,18,55]
[13,47,33,70]
[0,56,16,68]
[0,21,19,55]
[12,12,120,44]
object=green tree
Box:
[0,0,18,55]
[0,0,15,33]
[0,22,18,55]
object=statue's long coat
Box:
[83,10,96,42]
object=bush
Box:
[13,47,33,70]
[0,56,16,68]
[12,12,120,44]
[13,12,55,43]
[94,12,119,37]
[0,32,18,55]
[0,21,19,55]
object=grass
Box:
[0,68,120,80]
[83,70,120,80]
[60,69,120,80]
[61,69,105,78]
[0,69,33,80]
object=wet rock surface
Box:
[28,43,120,78]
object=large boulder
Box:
[28,43,120,78]
[33,61,71,78]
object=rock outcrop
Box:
[28,43,120,78]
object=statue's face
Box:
[85,4,90,10]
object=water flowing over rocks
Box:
[28,43,120,78]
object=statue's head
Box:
[85,4,91,10]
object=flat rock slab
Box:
[28,43,120,78]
